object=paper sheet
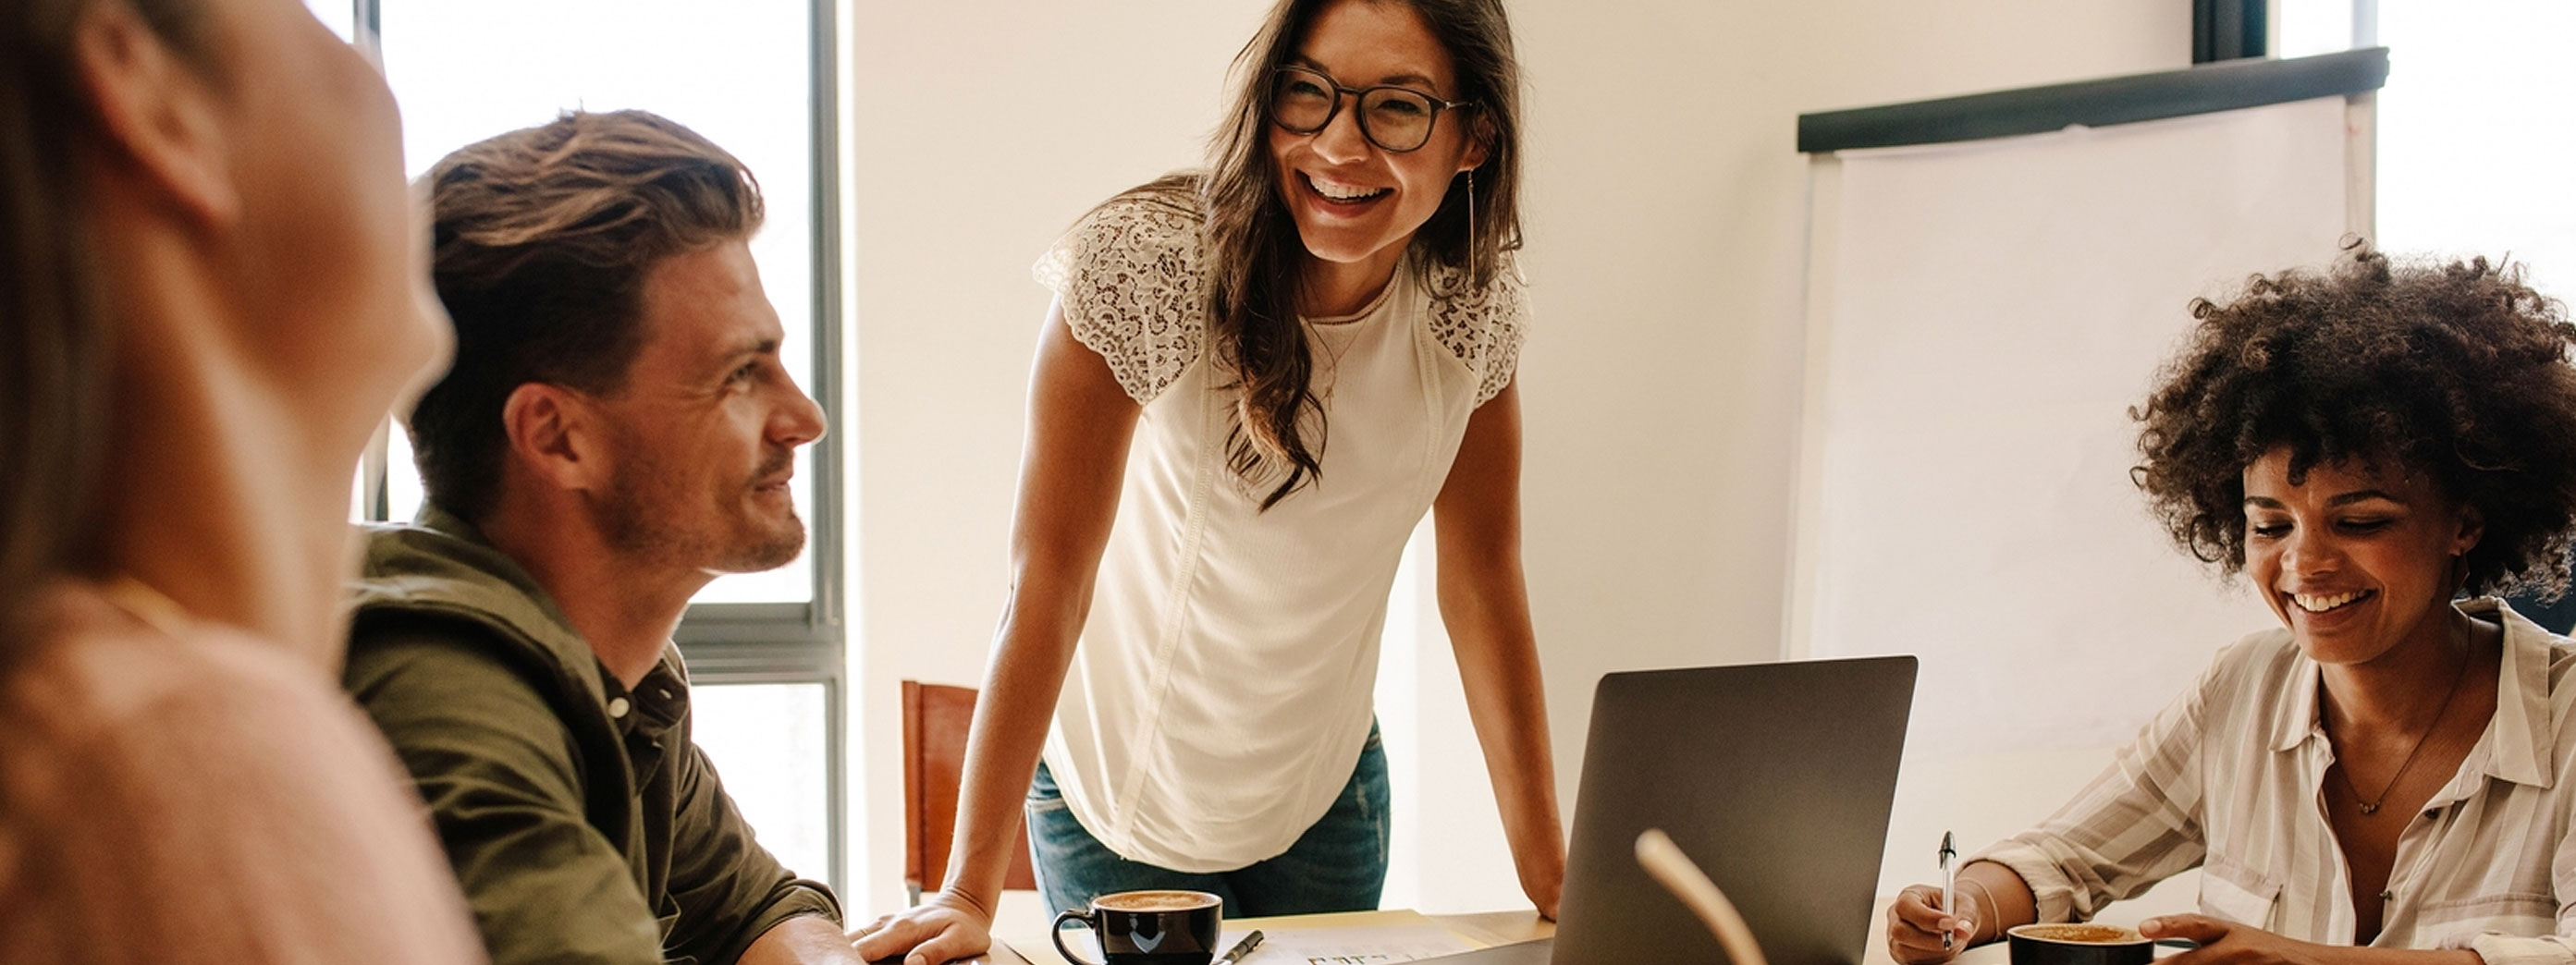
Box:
[1003,910,1486,965]
[1224,927,1478,963]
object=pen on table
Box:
[1939,830,1958,950]
[1214,929,1265,965]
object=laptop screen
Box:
[1551,656,1917,965]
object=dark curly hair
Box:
[2131,241,2576,601]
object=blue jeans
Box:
[1025,726,1391,918]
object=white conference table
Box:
[971,907,1554,965]
[961,895,2011,965]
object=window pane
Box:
[301,0,354,43]
[387,425,423,523]
[691,683,833,887]
[377,0,817,603]
[2374,1,2576,293]
[2275,0,2353,57]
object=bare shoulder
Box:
[0,584,485,965]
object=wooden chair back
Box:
[902,680,1039,902]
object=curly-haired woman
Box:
[1886,245,2576,965]
[857,2,1563,963]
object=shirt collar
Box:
[598,644,692,739]
[2271,652,2322,753]
[2265,597,2555,788]
[2483,598,2554,788]
[416,501,493,546]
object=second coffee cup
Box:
[2006,922,2156,965]
[1052,889,1224,965]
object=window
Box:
[692,682,835,885]
[321,0,847,892]
[301,0,353,43]
[2279,0,2576,291]
[2282,0,2576,628]
[379,0,824,605]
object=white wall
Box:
[840,0,1269,917]
[840,0,2190,921]
[1796,97,2359,910]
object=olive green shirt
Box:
[344,507,839,965]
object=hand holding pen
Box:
[1940,832,1957,950]
[1883,835,1978,965]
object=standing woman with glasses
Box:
[859,1,1561,962]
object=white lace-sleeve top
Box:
[1028,189,1527,871]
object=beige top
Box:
[0,580,486,965]
[1978,598,2576,965]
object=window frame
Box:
[344,0,849,895]
[2193,0,2269,63]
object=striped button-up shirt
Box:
[1977,598,2576,965]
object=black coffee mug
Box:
[1052,889,1223,965]
[2007,922,2195,965]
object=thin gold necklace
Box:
[2338,638,2474,816]
[97,575,191,639]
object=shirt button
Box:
[607,697,632,718]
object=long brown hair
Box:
[0,0,204,653]
[1178,0,1524,508]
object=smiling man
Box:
[343,110,856,965]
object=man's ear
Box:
[501,384,608,495]
[70,1,238,226]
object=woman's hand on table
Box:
[1521,857,1563,921]
[852,889,993,965]
[2140,914,2323,965]
[1887,884,1979,964]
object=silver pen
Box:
[1940,830,1958,950]
[1214,929,1265,965]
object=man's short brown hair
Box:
[408,109,764,522]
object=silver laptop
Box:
[1417,656,1917,965]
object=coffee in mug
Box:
[2006,922,2155,965]
[1052,889,1223,965]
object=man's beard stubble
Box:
[594,446,805,575]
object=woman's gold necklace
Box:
[2339,636,2474,816]
[99,575,191,638]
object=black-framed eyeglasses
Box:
[1268,66,1476,153]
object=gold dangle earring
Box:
[1465,168,1477,275]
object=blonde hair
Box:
[1,0,207,643]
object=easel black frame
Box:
[1797,46,2387,155]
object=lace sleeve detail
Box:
[1428,250,1530,406]
[1032,193,1208,404]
